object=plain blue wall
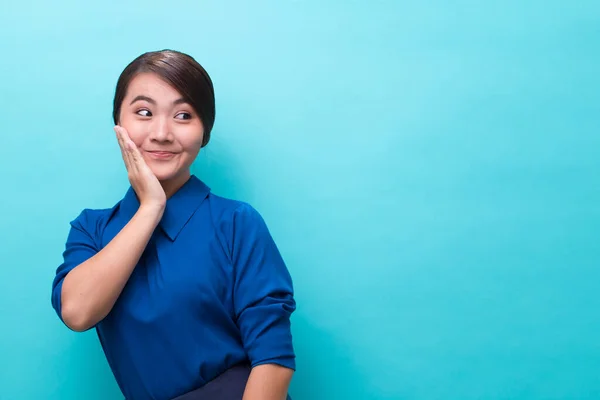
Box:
[1,1,599,399]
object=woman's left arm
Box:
[242,364,294,400]
[229,203,297,398]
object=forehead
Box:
[125,72,183,101]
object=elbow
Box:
[61,300,95,332]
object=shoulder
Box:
[68,205,118,238]
[206,193,274,248]
[207,193,265,225]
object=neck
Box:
[160,171,192,199]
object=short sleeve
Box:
[51,209,101,325]
[230,203,296,370]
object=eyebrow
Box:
[129,95,189,106]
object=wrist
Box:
[137,203,165,223]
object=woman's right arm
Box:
[60,204,163,331]
[59,126,167,331]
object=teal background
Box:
[1,1,599,399]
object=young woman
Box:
[51,49,296,400]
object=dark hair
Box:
[112,49,215,147]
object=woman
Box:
[51,49,296,400]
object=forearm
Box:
[242,364,293,400]
[60,205,163,331]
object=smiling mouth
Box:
[146,151,178,160]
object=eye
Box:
[136,109,152,117]
[175,112,192,120]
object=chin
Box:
[150,166,184,182]
[144,154,191,182]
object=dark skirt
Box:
[172,364,291,400]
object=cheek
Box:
[119,119,146,146]
[180,127,205,154]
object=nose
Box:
[149,117,173,142]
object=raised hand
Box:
[115,125,167,210]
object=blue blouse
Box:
[51,175,296,400]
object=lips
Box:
[146,150,178,160]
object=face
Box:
[118,72,204,185]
